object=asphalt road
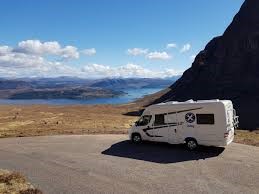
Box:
[0,135,258,194]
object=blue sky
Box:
[0,0,244,78]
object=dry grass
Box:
[0,104,139,138]
[234,129,259,147]
[0,169,42,194]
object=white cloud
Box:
[0,40,183,78]
[82,63,182,78]
[166,43,177,49]
[14,40,79,59]
[190,55,196,60]
[117,64,154,77]
[0,51,45,69]
[163,69,183,77]
[60,46,79,59]
[127,48,148,56]
[0,46,12,55]
[81,48,96,56]
[82,64,112,77]
[146,51,171,60]
[180,43,191,53]
[0,43,82,77]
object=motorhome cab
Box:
[129,100,239,150]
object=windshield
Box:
[136,115,152,126]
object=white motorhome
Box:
[129,100,239,150]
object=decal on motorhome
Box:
[167,107,202,115]
[185,112,195,123]
[142,108,202,137]
[142,122,183,137]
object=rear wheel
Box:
[131,133,142,144]
[186,138,198,150]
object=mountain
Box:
[0,77,123,99]
[0,76,177,100]
[154,0,259,129]
[8,88,124,100]
[0,77,178,91]
[0,80,32,90]
[17,77,95,89]
[90,77,178,90]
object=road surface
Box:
[0,135,258,194]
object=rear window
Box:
[154,114,165,126]
[196,114,215,125]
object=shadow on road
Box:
[102,141,225,164]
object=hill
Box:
[90,77,178,90]
[154,0,259,129]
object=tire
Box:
[185,138,198,150]
[131,133,142,144]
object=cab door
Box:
[151,114,169,142]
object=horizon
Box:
[0,75,180,80]
[0,0,244,78]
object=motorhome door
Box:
[165,113,178,144]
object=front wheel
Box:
[131,134,142,144]
[186,138,198,150]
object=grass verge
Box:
[234,130,259,147]
[0,169,42,194]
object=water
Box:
[0,88,162,105]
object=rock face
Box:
[155,0,259,129]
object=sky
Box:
[0,0,244,78]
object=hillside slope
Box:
[154,0,259,129]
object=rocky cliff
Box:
[155,0,259,129]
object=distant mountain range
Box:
[90,77,180,90]
[0,76,180,100]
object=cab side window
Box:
[137,115,152,126]
[154,114,165,126]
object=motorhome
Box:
[129,100,239,150]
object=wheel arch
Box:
[185,137,198,143]
[131,132,141,139]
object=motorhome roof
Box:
[156,99,230,106]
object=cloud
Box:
[0,43,83,77]
[82,63,182,78]
[0,40,183,78]
[180,43,191,53]
[166,43,177,49]
[82,64,112,77]
[13,40,79,59]
[81,48,96,56]
[127,48,148,56]
[190,55,196,60]
[146,51,171,60]
[0,51,45,69]
[0,46,12,55]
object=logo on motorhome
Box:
[185,112,195,123]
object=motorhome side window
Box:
[154,114,165,126]
[196,114,215,125]
[137,115,152,126]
